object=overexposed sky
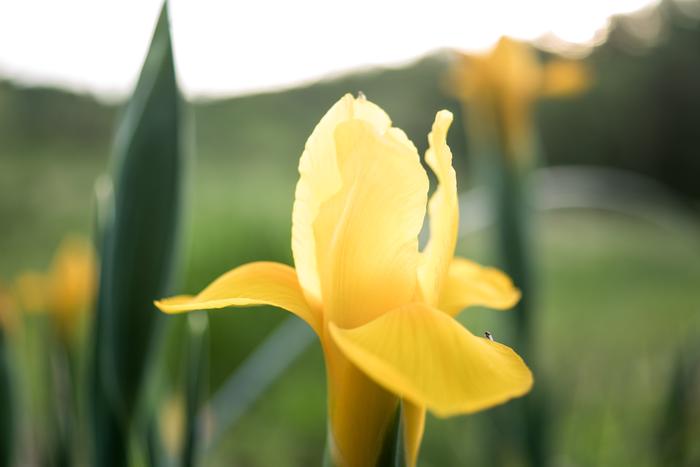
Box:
[0,0,659,100]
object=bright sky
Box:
[0,0,659,100]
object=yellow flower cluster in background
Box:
[156,94,532,467]
[9,236,96,343]
[450,36,590,160]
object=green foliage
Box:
[375,405,406,467]
[89,3,188,465]
[182,314,209,467]
[655,344,700,466]
[0,332,12,467]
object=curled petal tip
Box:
[435,109,454,124]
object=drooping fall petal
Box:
[329,303,532,417]
[418,110,458,306]
[155,261,321,334]
[314,119,429,328]
[439,257,521,316]
[291,94,391,307]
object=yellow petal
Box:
[330,303,532,418]
[402,400,425,467]
[291,94,391,307]
[14,272,48,313]
[323,335,399,467]
[47,236,97,338]
[439,257,521,316]
[314,118,428,328]
[418,110,458,306]
[155,262,321,334]
[482,37,543,107]
[541,60,591,98]
[446,52,474,101]
[455,37,542,159]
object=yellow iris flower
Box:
[156,94,533,466]
[13,236,96,342]
[451,36,590,160]
[46,236,97,340]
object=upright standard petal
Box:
[439,257,521,316]
[491,37,542,158]
[329,303,532,417]
[409,111,457,464]
[314,119,429,328]
[418,110,458,306]
[291,94,391,307]
[155,262,321,334]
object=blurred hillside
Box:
[1,0,700,205]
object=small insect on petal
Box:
[484,331,494,341]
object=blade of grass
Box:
[182,314,209,467]
[198,317,314,457]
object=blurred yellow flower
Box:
[541,59,591,98]
[46,236,97,340]
[451,36,590,160]
[0,282,19,336]
[12,236,96,342]
[14,272,48,314]
[159,392,186,458]
[156,94,532,467]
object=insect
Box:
[484,331,494,341]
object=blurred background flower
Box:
[1,0,699,466]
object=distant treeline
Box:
[1,0,698,204]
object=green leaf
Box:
[89,1,188,465]
[655,344,700,466]
[89,177,128,467]
[182,314,209,467]
[375,404,406,467]
[200,317,314,456]
[100,1,186,417]
[0,332,13,467]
